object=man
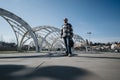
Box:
[61,18,73,57]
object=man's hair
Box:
[64,18,68,21]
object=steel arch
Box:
[0,8,39,52]
[33,26,61,50]
[31,25,86,51]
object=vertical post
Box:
[87,32,92,52]
[87,32,91,44]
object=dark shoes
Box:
[63,53,72,57]
[68,54,72,57]
[63,54,67,56]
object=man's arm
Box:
[69,23,73,38]
[60,28,63,38]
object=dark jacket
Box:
[61,23,73,38]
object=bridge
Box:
[0,8,86,52]
[0,52,120,80]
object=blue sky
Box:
[0,0,120,43]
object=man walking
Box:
[61,18,74,57]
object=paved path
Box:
[0,52,120,80]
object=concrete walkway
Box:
[0,52,120,80]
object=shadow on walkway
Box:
[0,55,48,59]
[0,65,26,80]
[0,65,102,80]
[0,53,120,60]
[0,53,72,59]
[26,66,90,80]
[76,55,120,60]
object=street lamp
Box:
[87,32,92,44]
[86,32,92,52]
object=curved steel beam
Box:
[29,26,85,51]
[0,8,39,52]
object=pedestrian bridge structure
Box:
[0,8,85,52]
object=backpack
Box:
[70,38,74,47]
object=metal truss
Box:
[0,8,39,52]
[0,8,86,52]
[28,25,86,51]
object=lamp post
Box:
[87,32,92,52]
[87,32,92,45]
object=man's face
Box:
[64,19,68,23]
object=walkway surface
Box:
[0,52,120,80]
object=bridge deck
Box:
[0,52,120,80]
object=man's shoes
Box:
[68,54,72,57]
[63,54,68,56]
